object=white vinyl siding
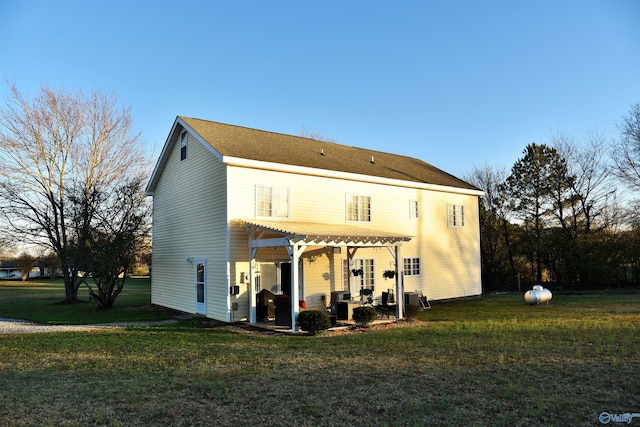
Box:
[150,130,228,321]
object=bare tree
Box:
[83,177,150,309]
[15,252,36,281]
[552,131,617,234]
[612,102,640,190]
[466,163,518,288]
[38,251,61,279]
[299,127,337,143]
[0,83,146,302]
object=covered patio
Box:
[242,220,412,332]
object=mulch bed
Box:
[217,319,424,336]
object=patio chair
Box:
[376,291,392,319]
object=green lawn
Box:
[0,277,172,324]
[0,281,639,426]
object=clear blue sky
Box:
[1,0,639,179]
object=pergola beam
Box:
[249,237,290,248]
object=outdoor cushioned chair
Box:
[359,288,373,306]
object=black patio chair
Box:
[376,291,392,319]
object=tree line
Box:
[466,103,640,291]
[1,83,638,307]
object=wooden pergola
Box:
[242,220,412,332]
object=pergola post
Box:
[248,247,258,324]
[395,244,405,320]
[287,242,305,333]
[346,247,358,297]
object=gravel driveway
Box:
[0,317,179,334]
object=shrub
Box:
[295,310,332,336]
[352,306,378,328]
[405,304,421,320]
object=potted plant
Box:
[382,270,396,279]
[351,268,363,277]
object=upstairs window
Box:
[346,194,371,222]
[180,130,188,161]
[447,204,465,227]
[403,257,421,276]
[256,185,289,218]
[410,200,419,219]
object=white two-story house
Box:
[146,117,484,331]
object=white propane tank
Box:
[524,286,552,305]
[524,290,538,304]
[539,288,552,304]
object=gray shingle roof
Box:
[180,116,480,191]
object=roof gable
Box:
[147,116,481,194]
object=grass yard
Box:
[0,281,639,426]
[0,277,172,324]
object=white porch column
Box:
[287,242,305,332]
[346,247,358,298]
[395,245,405,320]
[248,247,258,324]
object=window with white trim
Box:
[447,204,465,227]
[403,257,420,276]
[341,259,350,291]
[180,130,188,161]
[346,194,371,222]
[410,200,419,219]
[351,259,375,290]
[256,185,289,218]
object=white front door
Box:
[195,260,206,314]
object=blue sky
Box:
[1,0,639,179]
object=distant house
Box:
[0,260,18,279]
[0,259,42,279]
[146,117,484,331]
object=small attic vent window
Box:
[180,131,187,161]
